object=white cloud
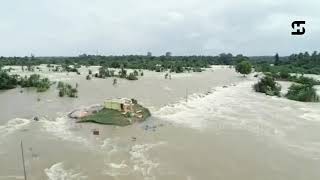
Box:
[167,11,185,22]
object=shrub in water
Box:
[126,73,138,80]
[286,84,319,102]
[253,75,281,96]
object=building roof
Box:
[105,98,132,105]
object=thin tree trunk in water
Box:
[21,140,27,180]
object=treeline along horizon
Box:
[0,54,240,68]
[0,53,247,71]
[253,51,320,75]
[0,51,320,74]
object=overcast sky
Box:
[0,0,319,56]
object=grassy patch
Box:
[79,104,151,126]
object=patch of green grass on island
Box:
[79,104,151,126]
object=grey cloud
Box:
[0,0,319,56]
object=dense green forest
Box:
[1,51,319,74]
[253,51,320,74]
[0,53,246,73]
[1,51,320,75]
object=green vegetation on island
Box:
[76,99,151,126]
[80,104,150,126]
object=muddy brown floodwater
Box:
[0,65,319,180]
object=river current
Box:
[0,65,319,180]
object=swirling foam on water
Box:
[45,162,87,180]
[103,161,130,177]
[129,142,166,179]
[102,141,166,179]
[100,138,119,154]
[40,116,89,146]
[299,107,320,122]
[0,118,31,137]
[0,175,24,179]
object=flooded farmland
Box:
[0,66,320,180]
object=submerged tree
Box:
[113,78,117,85]
[119,67,127,78]
[19,74,51,92]
[274,53,280,66]
[36,78,51,92]
[0,71,18,89]
[126,73,138,80]
[286,84,319,102]
[253,75,281,96]
[293,76,320,86]
[57,82,78,98]
[133,70,139,76]
[279,69,290,79]
[235,61,252,76]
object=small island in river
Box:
[68,98,151,126]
